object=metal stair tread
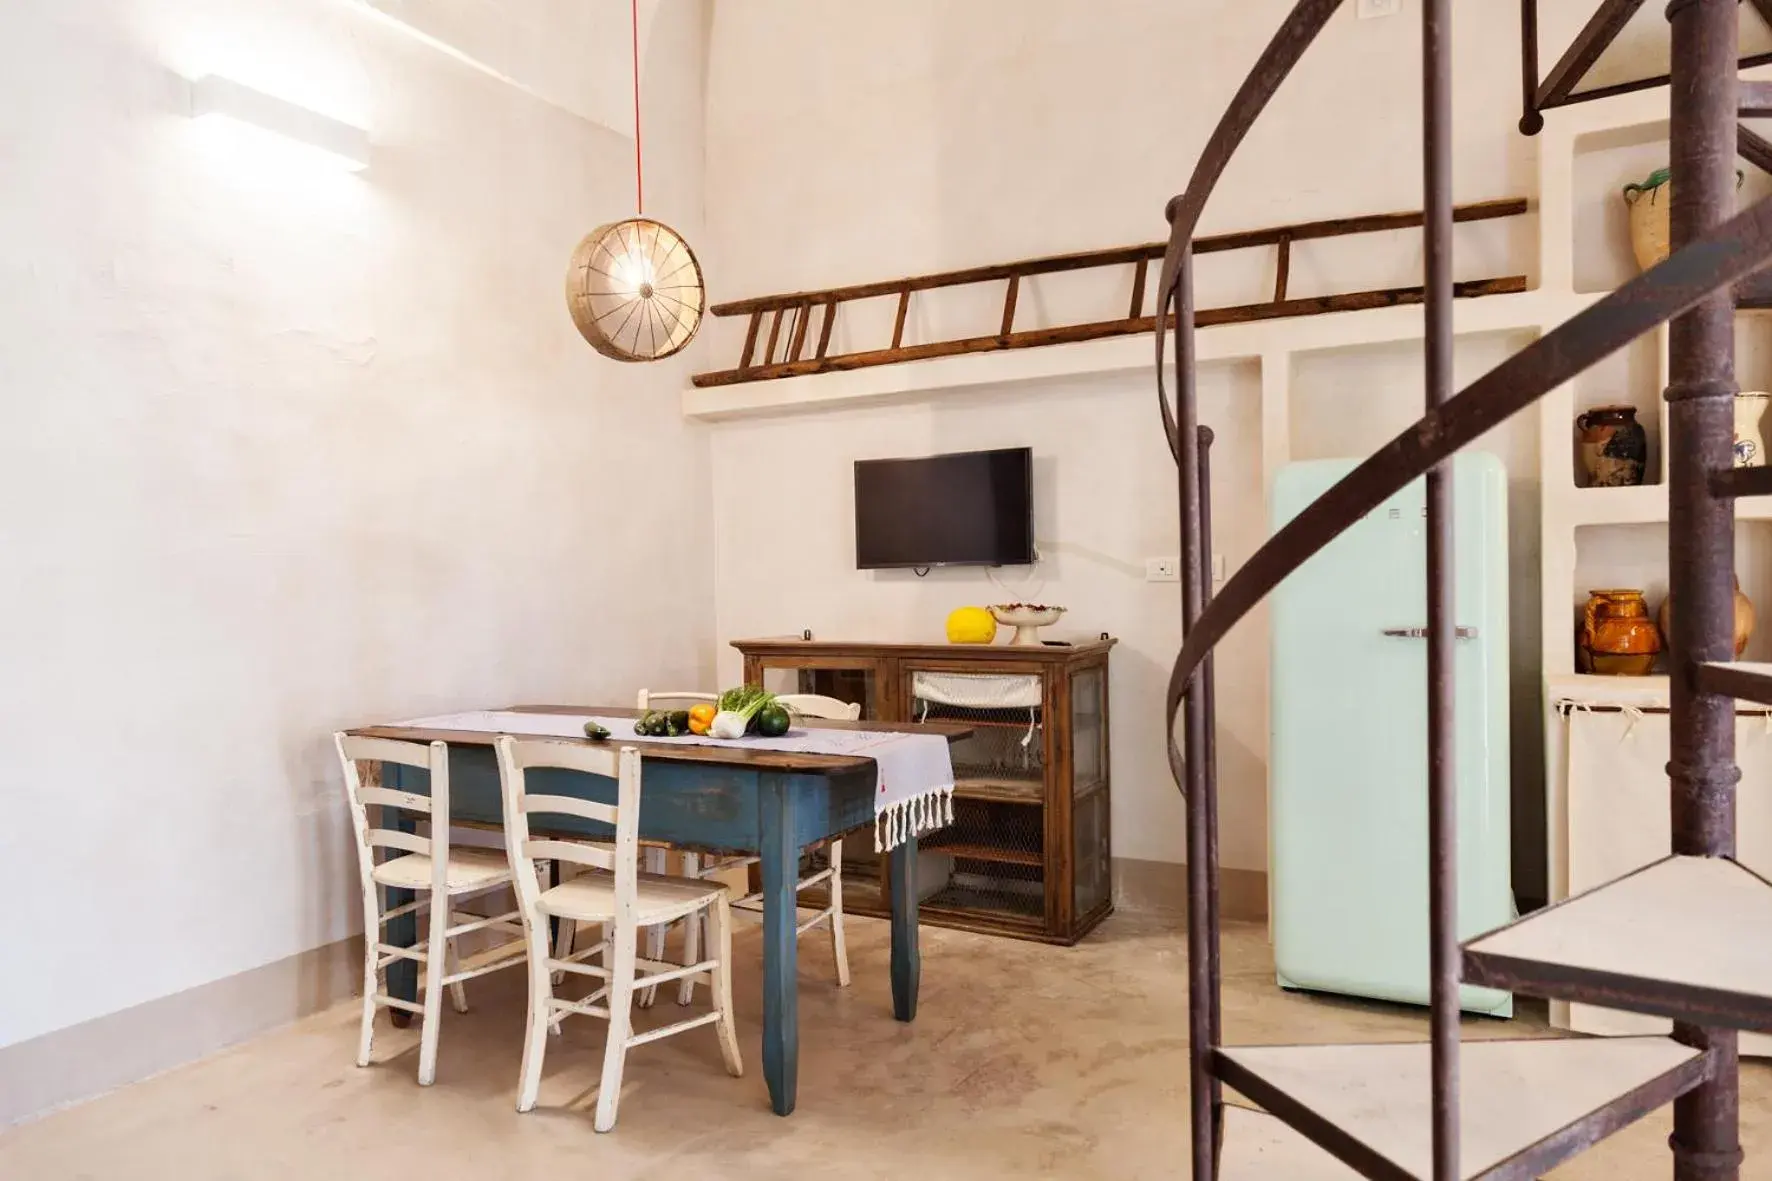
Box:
[1694,660,1772,706]
[1214,1035,1705,1180]
[1462,854,1772,1032]
[1221,1105,1362,1179]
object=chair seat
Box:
[372,847,513,891]
[541,870,722,926]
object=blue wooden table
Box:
[353,705,965,1117]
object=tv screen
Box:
[854,447,1033,569]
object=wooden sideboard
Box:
[733,637,1115,945]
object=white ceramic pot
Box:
[1735,391,1770,468]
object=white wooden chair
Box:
[334,733,527,1086]
[494,735,742,1133]
[647,692,858,1006]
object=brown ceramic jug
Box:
[1576,405,1647,487]
[1657,577,1755,659]
[1579,589,1661,676]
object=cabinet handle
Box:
[1382,626,1479,639]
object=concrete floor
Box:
[2,912,1767,1180]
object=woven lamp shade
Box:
[565,217,704,362]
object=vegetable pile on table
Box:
[708,685,791,739]
[628,686,792,741]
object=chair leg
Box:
[828,839,851,988]
[515,906,555,1114]
[594,923,639,1133]
[551,916,576,987]
[445,940,470,1014]
[416,890,449,1086]
[709,893,744,1079]
[639,847,667,1008]
[678,853,702,1006]
[356,897,380,1067]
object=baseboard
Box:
[0,936,361,1128]
[1113,856,1268,922]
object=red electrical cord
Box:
[631,0,643,214]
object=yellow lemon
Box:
[946,606,998,644]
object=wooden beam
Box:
[1535,0,1646,108]
[999,275,1020,340]
[708,199,1528,316]
[1129,259,1148,319]
[1750,0,1772,33]
[691,276,1527,388]
[1741,123,1772,178]
[1273,234,1292,303]
[815,298,838,360]
[891,289,910,349]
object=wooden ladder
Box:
[692,202,1528,389]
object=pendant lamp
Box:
[566,0,704,362]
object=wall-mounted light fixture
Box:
[187,76,371,173]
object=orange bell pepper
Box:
[688,703,718,735]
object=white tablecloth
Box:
[395,710,955,851]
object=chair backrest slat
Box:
[339,734,437,771]
[507,739,622,779]
[496,736,641,928]
[524,792,619,825]
[357,785,433,815]
[775,693,863,721]
[636,688,717,711]
[334,732,451,897]
[367,827,432,856]
[525,837,616,872]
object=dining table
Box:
[347,703,969,1117]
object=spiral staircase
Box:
[1162,3,1772,1179]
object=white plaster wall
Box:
[697,0,1647,886]
[0,0,713,1049]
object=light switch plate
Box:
[1146,556,1180,583]
[1358,0,1401,18]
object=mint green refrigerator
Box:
[1269,452,1513,1016]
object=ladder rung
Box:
[1693,660,1772,705]
[1710,464,1772,498]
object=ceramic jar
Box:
[1735,392,1769,468]
[1623,168,1742,272]
[1658,577,1756,659]
[1579,589,1661,676]
[1623,169,1672,271]
[1577,405,1648,487]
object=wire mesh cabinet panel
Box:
[1068,662,1112,923]
[735,637,1115,944]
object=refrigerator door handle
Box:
[1382,626,1479,639]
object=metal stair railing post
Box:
[1421,2,1459,1179]
[1667,4,1745,1179]
[1198,421,1225,1175]
[1174,242,1218,1181]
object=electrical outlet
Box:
[1358,0,1401,18]
[1146,556,1180,583]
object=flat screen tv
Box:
[854,447,1034,569]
